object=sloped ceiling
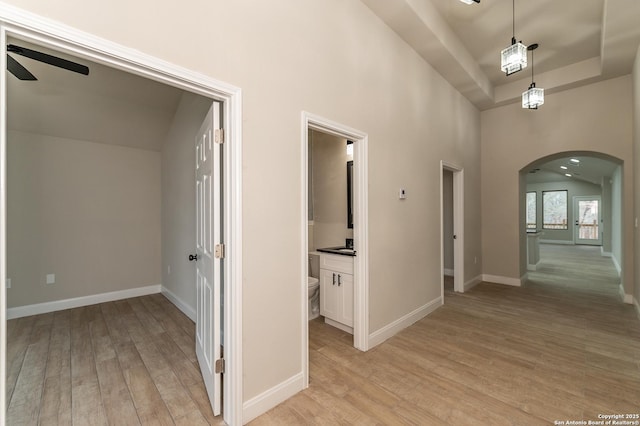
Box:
[7,37,185,151]
[362,0,640,110]
[526,155,620,185]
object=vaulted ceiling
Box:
[7,37,185,151]
[362,0,640,109]
[6,1,640,155]
[526,155,620,185]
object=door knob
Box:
[188,254,198,261]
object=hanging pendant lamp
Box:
[500,0,527,76]
[522,43,544,109]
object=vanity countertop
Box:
[316,246,356,257]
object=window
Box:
[526,192,537,230]
[543,190,568,230]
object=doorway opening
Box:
[441,161,464,297]
[520,151,630,304]
[0,13,243,425]
[301,112,369,388]
[573,196,602,246]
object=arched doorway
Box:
[519,151,630,303]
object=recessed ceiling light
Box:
[560,166,568,170]
[570,158,580,163]
[565,173,572,177]
[459,0,480,3]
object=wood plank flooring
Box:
[251,244,640,425]
[6,245,640,425]
[6,293,224,425]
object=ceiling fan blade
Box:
[7,54,37,80]
[8,44,89,76]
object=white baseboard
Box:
[324,317,353,334]
[7,284,162,320]
[464,275,482,291]
[368,296,442,348]
[600,247,612,257]
[539,239,573,245]
[242,372,304,424]
[619,284,633,304]
[611,255,622,277]
[443,268,454,277]
[527,261,540,271]
[161,286,196,322]
[481,274,522,287]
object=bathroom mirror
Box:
[347,160,353,229]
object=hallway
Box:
[251,245,640,424]
[529,243,623,297]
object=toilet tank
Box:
[308,253,320,279]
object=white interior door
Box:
[195,102,223,416]
[574,196,601,246]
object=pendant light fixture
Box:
[459,0,480,4]
[500,0,527,76]
[522,43,544,109]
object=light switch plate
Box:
[46,274,55,284]
[6,278,11,289]
[399,188,407,200]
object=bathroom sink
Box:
[317,246,356,256]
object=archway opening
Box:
[519,151,627,302]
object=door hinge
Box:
[214,128,224,144]
[214,243,225,259]
[215,358,225,374]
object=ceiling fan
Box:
[6,44,90,81]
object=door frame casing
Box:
[301,112,369,388]
[0,5,244,425]
[440,161,465,296]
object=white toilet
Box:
[308,276,320,320]
[308,253,320,320]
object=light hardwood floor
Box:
[6,293,225,425]
[251,244,640,425]
[6,245,640,425]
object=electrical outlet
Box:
[46,274,55,285]
[6,278,11,289]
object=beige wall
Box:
[481,76,634,295]
[7,131,161,307]
[2,0,483,407]
[634,44,640,307]
[161,92,212,313]
[601,177,613,254]
[310,129,350,250]
[611,166,624,275]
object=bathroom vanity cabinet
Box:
[319,253,354,333]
